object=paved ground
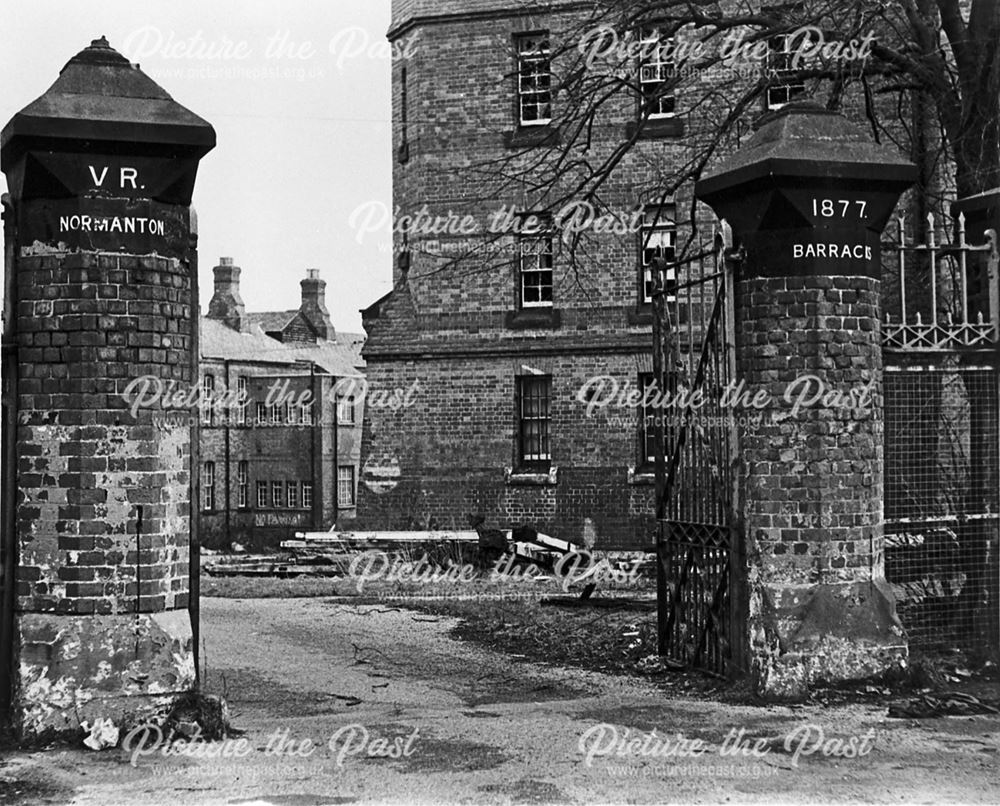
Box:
[2,596,999,805]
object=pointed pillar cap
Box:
[696,102,916,203]
[1,35,215,169]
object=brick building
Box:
[200,259,366,551]
[356,0,906,547]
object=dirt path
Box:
[2,597,998,805]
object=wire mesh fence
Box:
[883,364,1000,652]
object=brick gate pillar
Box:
[696,104,916,697]
[1,37,214,737]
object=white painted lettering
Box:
[120,167,139,189]
[88,165,109,187]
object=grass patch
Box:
[199,561,740,701]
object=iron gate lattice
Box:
[882,214,1000,654]
[652,234,743,676]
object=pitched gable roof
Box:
[244,310,299,334]
[200,318,302,364]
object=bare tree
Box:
[395,0,997,291]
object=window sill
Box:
[503,126,560,149]
[627,466,656,485]
[625,118,685,140]
[505,466,558,486]
[254,507,312,511]
[505,308,561,330]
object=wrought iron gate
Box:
[882,213,1000,654]
[652,232,744,676]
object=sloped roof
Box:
[697,102,916,197]
[2,36,214,167]
[359,284,420,357]
[200,318,302,364]
[201,317,364,377]
[337,331,367,364]
[282,342,363,378]
[244,310,299,334]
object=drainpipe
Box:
[224,359,232,548]
[310,363,319,530]
[333,373,339,527]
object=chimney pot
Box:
[206,257,246,331]
[299,268,334,340]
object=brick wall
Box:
[736,275,883,585]
[15,250,193,616]
[274,313,319,345]
[355,353,656,548]
[198,368,363,550]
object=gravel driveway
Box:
[2,596,998,805]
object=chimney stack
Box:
[207,256,246,331]
[300,268,334,341]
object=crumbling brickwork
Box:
[2,35,214,737]
[16,251,193,616]
[736,275,883,582]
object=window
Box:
[765,33,807,110]
[257,481,268,508]
[338,466,356,507]
[287,401,298,426]
[271,481,285,508]
[287,480,298,509]
[256,402,267,426]
[638,373,658,466]
[301,401,314,425]
[236,377,248,426]
[516,375,552,469]
[515,34,552,126]
[638,26,676,118]
[337,394,355,425]
[201,374,214,426]
[518,216,554,308]
[270,403,281,426]
[202,461,215,511]
[301,482,313,509]
[640,205,677,304]
[237,461,249,508]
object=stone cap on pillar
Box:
[696,102,917,235]
[1,36,215,204]
[698,102,916,190]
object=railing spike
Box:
[916,311,923,325]
[927,212,936,248]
